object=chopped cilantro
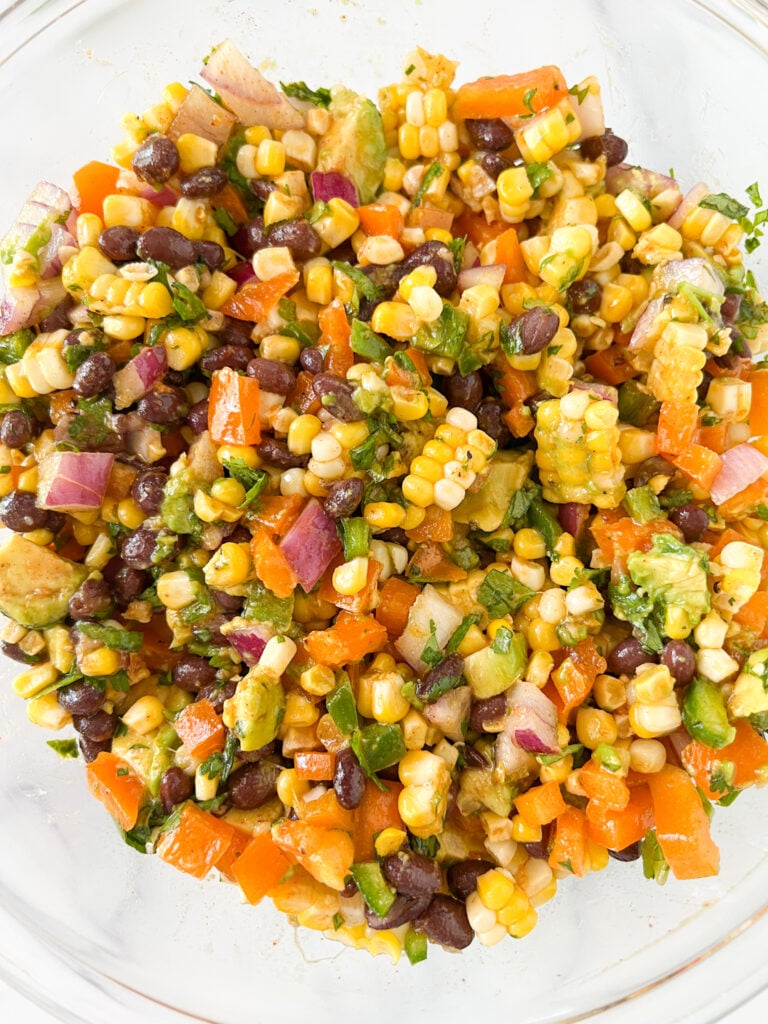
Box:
[47,739,79,759]
[331,261,382,301]
[699,192,749,221]
[412,162,444,207]
[477,569,535,618]
[280,80,332,108]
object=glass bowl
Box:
[2,1,768,1021]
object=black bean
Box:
[231,217,266,258]
[197,679,237,713]
[381,851,442,896]
[78,736,112,763]
[73,709,118,742]
[180,167,228,198]
[228,761,281,809]
[120,527,157,570]
[340,878,358,899]
[247,357,296,395]
[212,588,244,613]
[256,438,309,470]
[581,131,629,166]
[509,306,561,355]
[130,469,168,515]
[446,859,494,900]
[609,841,642,862]
[721,293,742,324]
[163,370,186,388]
[98,226,140,263]
[377,527,408,546]
[0,490,50,532]
[73,352,116,397]
[669,503,710,544]
[173,654,217,693]
[160,767,194,814]
[1,641,43,664]
[249,180,276,201]
[311,374,363,422]
[39,296,74,332]
[608,636,655,676]
[265,219,322,261]
[416,894,474,949]
[568,279,603,315]
[462,743,489,769]
[443,372,483,412]
[469,694,507,733]
[57,681,104,716]
[131,135,180,184]
[524,821,554,860]
[399,241,457,297]
[137,227,197,269]
[299,347,324,374]
[365,893,433,931]
[477,150,512,181]
[333,746,366,810]
[697,371,713,405]
[465,117,514,150]
[68,577,114,620]
[415,653,465,703]
[187,398,209,434]
[661,640,697,685]
[477,400,511,447]
[112,566,148,605]
[193,240,226,270]
[322,477,365,519]
[137,385,189,425]
[220,319,253,347]
[633,456,675,488]
[0,410,35,448]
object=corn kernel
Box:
[204,542,251,588]
[176,133,219,173]
[123,695,166,736]
[332,557,369,596]
[300,664,337,697]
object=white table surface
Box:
[0,976,766,1023]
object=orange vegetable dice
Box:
[220,270,299,322]
[231,830,292,903]
[85,752,145,831]
[548,806,590,877]
[304,612,388,669]
[250,526,298,600]
[585,784,654,852]
[646,764,719,879]
[515,780,567,826]
[156,802,234,879]
[208,367,261,446]
[271,819,354,891]
[174,698,226,760]
[72,161,121,218]
[453,65,568,121]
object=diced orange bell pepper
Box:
[405,505,454,543]
[357,201,405,239]
[584,347,636,387]
[495,227,526,284]
[249,495,306,538]
[319,298,353,376]
[156,802,235,879]
[655,401,700,456]
[515,780,567,826]
[231,830,292,903]
[698,421,728,455]
[208,366,261,446]
[271,819,354,891]
[733,591,768,637]
[681,720,768,801]
[289,370,321,415]
[220,270,299,322]
[300,789,354,831]
[591,515,678,576]
[375,576,420,637]
[670,444,722,494]
[294,750,338,781]
[85,752,145,831]
[215,827,252,883]
[548,806,590,877]
[452,210,507,249]
[580,759,631,813]
[407,541,467,582]
[211,183,249,226]
[304,611,389,669]
[250,525,298,600]
[749,368,768,437]
[352,779,404,861]
[646,764,720,879]
[551,639,607,721]
[72,161,121,218]
[173,698,226,760]
[453,65,568,122]
[585,783,654,852]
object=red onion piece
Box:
[37,452,114,511]
[28,181,71,217]
[200,39,304,132]
[226,621,273,666]
[37,224,76,279]
[226,262,258,286]
[572,89,605,141]
[167,84,236,147]
[457,264,506,294]
[569,380,618,404]
[0,287,38,335]
[710,444,768,505]
[494,731,537,776]
[140,184,179,207]
[605,163,678,199]
[668,183,710,230]
[310,171,359,208]
[126,427,166,464]
[558,502,591,541]
[628,297,665,352]
[505,680,559,756]
[112,346,167,410]
[656,257,724,297]
[280,498,343,593]
[423,687,472,742]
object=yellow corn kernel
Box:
[102,195,156,231]
[383,157,407,192]
[47,625,75,675]
[515,99,581,164]
[615,189,653,232]
[12,662,59,699]
[252,246,296,282]
[303,470,330,497]
[210,477,247,507]
[629,738,667,774]
[303,258,333,305]
[401,474,435,508]
[255,138,286,176]
[79,646,122,677]
[398,122,421,161]
[300,664,336,697]
[163,326,206,371]
[398,266,438,302]
[163,80,188,111]
[510,815,542,844]
[116,498,146,530]
[409,456,443,484]
[259,334,301,364]
[364,502,406,530]
[527,617,560,653]
[595,194,619,219]
[371,301,420,341]
[526,650,555,690]
[576,707,619,749]
[216,444,261,470]
[122,695,166,736]
[608,217,637,251]
[423,88,448,126]
[286,414,322,456]
[370,673,410,724]
[513,529,546,560]
[402,504,426,530]
[27,692,71,731]
[332,557,369,596]
[312,198,360,250]
[176,133,218,174]
[62,246,118,295]
[539,754,573,785]
[157,570,198,610]
[329,421,370,451]
[244,124,272,146]
[375,827,408,857]
[599,282,634,324]
[628,697,682,739]
[283,690,320,729]
[76,212,103,248]
[632,664,674,704]
[203,542,251,588]
[138,281,175,319]
[392,387,430,421]
[201,270,237,310]
[103,314,146,341]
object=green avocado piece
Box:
[316,86,386,205]
[225,666,285,752]
[161,471,202,535]
[0,533,88,628]
[462,628,527,699]
[627,533,711,632]
[456,765,514,818]
[454,452,534,534]
[682,677,736,749]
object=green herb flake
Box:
[412,162,444,208]
[420,619,442,669]
[568,82,590,105]
[75,621,143,652]
[331,261,382,302]
[477,569,535,618]
[699,192,749,222]
[280,81,332,108]
[47,739,79,759]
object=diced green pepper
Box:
[404,928,428,964]
[527,496,563,555]
[327,673,358,735]
[622,486,662,524]
[351,722,407,775]
[682,677,736,749]
[350,319,393,362]
[617,380,660,428]
[339,517,371,560]
[349,862,396,917]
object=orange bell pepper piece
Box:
[515,780,567,826]
[548,806,590,877]
[319,298,353,376]
[551,639,607,721]
[231,830,292,903]
[215,827,252,883]
[211,183,249,226]
[407,541,467,582]
[208,366,261,446]
[749,368,768,436]
[318,556,382,613]
[656,401,699,456]
[646,764,720,879]
[584,347,636,387]
[304,611,388,669]
[72,161,121,218]
[733,591,768,637]
[156,802,234,879]
[357,201,405,238]
[452,210,507,249]
[453,65,568,121]
[580,759,631,813]
[271,820,354,891]
[492,357,537,437]
[289,370,321,415]
[698,420,728,455]
[670,444,722,494]
[85,752,145,831]
[405,505,454,543]
[294,750,338,781]
[585,783,654,851]
[495,227,526,284]
[300,789,354,831]
[173,698,226,760]
[591,515,678,576]
[249,495,306,538]
[375,576,420,637]
[250,525,298,600]
[681,720,768,801]
[352,779,404,861]
[220,269,299,322]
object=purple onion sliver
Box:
[310,171,359,208]
[280,498,343,593]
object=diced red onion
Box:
[280,498,342,593]
[167,84,236,147]
[0,286,38,335]
[668,183,710,230]
[628,297,664,352]
[112,346,167,410]
[395,584,464,672]
[710,444,768,505]
[200,39,304,131]
[423,687,472,742]
[605,163,678,199]
[28,181,71,217]
[227,262,258,286]
[140,184,179,207]
[225,621,274,667]
[494,731,537,776]
[558,502,591,540]
[37,224,76,279]
[572,89,605,141]
[656,257,724,297]
[569,379,618,405]
[457,264,506,294]
[126,427,166,464]
[506,680,559,755]
[310,171,359,208]
[37,452,114,511]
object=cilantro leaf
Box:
[420,620,442,668]
[280,80,332,108]
[477,569,535,618]
[47,739,79,759]
[525,162,554,197]
[699,193,749,221]
[75,621,143,652]
[412,162,444,207]
[331,261,382,301]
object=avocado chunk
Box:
[729,648,768,719]
[0,533,88,628]
[682,677,736,749]
[223,666,285,752]
[462,626,527,699]
[315,86,386,205]
[627,533,711,634]
[454,453,534,533]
